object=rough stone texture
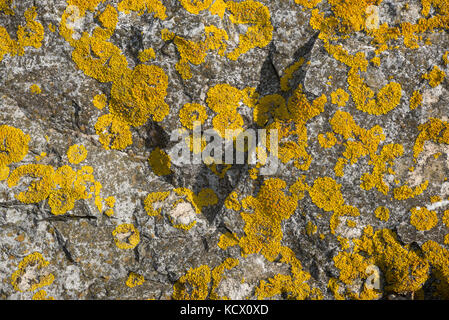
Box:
[1,0,449,300]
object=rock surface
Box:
[1,0,449,300]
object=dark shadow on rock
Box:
[153,34,320,225]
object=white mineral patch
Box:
[62,265,81,291]
[426,200,449,211]
[216,278,253,300]
[169,202,196,226]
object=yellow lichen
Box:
[306,221,318,236]
[95,114,133,150]
[172,265,211,300]
[67,144,88,164]
[93,94,107,110]
[32,290,54,300]
[423,65,446,87]
[144,191,169,216]
[117,0,167,20]
[318,132,337,149]
[0,166,10,180]
[224,191,241,211]
[443,51,449,65]
[255,246,313,300]
[0,0,14,15]
[138,47,155,62]
[11,252,55,292]
[308,176,360,234]
[179,103,208,130]
[109,64,169,125]
[0,125,30,168]
[8,164,55,204]
[331,88,350,107]
[210,258,240,300]
[410,90,423,110]
[280,58,305,92]
[335,229,429,296]
[30,84,41,94]
[148,147,172,176]
[0,7,44,62]
[422,240,449,298]
[238,179,298,260]
[226,0,273,61]
[217,232,239,250]
[374,206,390,222]
[179,0,213,14]
[410,207,438,231]
[112,223,140,250]
[126,272,145,288]
[413,118,449,158]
